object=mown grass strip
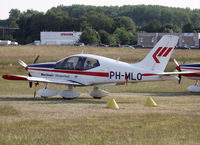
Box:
[0,105,21,116]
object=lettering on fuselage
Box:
[41,73,70,78]
[109,71,142,81]
[41,73,54,77]
[55,74,70,78]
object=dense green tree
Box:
[9,9,21,20]
[98,30,113,44]
[80,27,100,44]
[141,19,162,32]
[114,16,136,33]
[82,12,114,33]
[113,27,134,45]
[182,23,194,32]
[3,5,200,44]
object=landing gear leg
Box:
[44,83,48,89]
[194,80,199,86]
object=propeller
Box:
[18,60,27,68]
[18,55,40,89]
[33,55,40,64]
[173,58,184,84]
[29,73,32,88]
[173,58,179,67]
[29,55,40,88]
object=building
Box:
[138,33,200,48]
[40,31,82,45]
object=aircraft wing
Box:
[142,71,195,76]
[157,71,196,76]
[142,71,197,81]
[2,75,85,86]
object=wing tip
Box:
[2,75,28,80]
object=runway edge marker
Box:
[144,97,157,107]
[106,99,119,109]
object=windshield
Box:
[55,56,100,70]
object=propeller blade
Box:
[33,55,40,64]
[29,82,32,88]
[183,60,186,64]
[18,60,27,68]
[178,74,182,84]
[173,58,179,66]
[28,73,32,88]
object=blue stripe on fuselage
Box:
[181,63,200,68]
[29,63,55,69]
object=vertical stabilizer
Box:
[135,35,179,72]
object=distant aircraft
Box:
[2,35,191,99]
[174,59,200,92]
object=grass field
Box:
[0,46,200,145]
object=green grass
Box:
[0,105,21,116]
[0,113,200,145]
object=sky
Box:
[1,0,200,19]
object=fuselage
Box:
[178,63,200,80]
[27,54,169,86]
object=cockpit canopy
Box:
[55,56,100,70]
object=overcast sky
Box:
[1,0,200,19]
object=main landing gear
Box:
[90,87,109,99]
[38,83,60,98]
[187,80,200,92]
[60,85,80,99]
[37,84,109,99]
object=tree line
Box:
[1,5,200,44]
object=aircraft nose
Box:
[176,65,181,71]
[25,65,29,71]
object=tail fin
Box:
[135,35,179,72]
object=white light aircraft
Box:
[2,35,191,99]
[174,59,200,92]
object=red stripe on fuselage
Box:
[29,68,109,77]
[182,73,200,77]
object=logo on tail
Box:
[152,47,173,63]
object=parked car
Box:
[11,42,18,46]
[109,44,120,47]
[74,43,85,46]
[133,44,144,48]
[121,45,135,49]
[97,44,108,47]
